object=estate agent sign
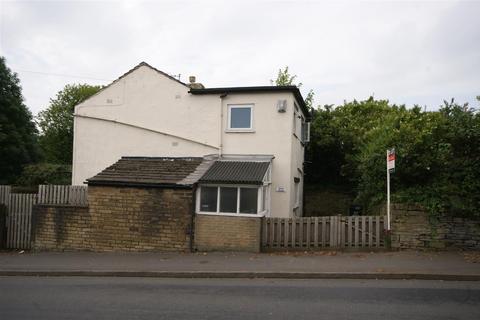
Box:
[386,148,395,231]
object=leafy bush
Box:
[16,163,72,187]
[307,98,480,217]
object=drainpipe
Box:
[189,184,197,252]
[219,93,227,156]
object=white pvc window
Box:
[240,188,257,214]
[294,179,301,208]
[227,105,253,130]
[198,185,267,216]
[200,186,217,212]
[220,187,237,213]
[302,121,311,142]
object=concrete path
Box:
[0,250,479,280]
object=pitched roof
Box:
[198,161,270,185]
[126,62,187,87]
[76,62,188,108]
[189,86,311,120]
[87,157,204,188]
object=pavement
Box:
[0,250,479,280]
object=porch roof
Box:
[198,161,270,185]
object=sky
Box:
[1,0,479,115]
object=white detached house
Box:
[73,62,311,218]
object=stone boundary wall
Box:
[33,204,90,251]
[391,203,480,250]
[195,214,262,252]
[33,186,194,252]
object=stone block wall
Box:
[88,186,193,252]
[33,186,194,252]
[33,204,90,251]
[391,203,480,250]
[195,214,262,252]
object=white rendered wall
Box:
[72,65,305,218]
[72,65,220,185]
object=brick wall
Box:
[391,203,480,250]
[33,204,90,251]
[194,214,262,252]
[33,185,194,252]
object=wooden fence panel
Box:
[263,216,386,250]
[0,185,11,206]
[6,193,36,249]
[38,185,88,205]
[1,185,87,250]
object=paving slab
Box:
[0,250,479,279]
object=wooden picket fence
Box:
[0,185,88,249]
[6,193,37,249]
[262,215,387,249]
[0,185,11,207]
[38,185,88,205]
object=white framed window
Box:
[197,185,268,217]
[227,104,254,131]
[294,177,301,208]
[301,120,310,143]
[199,186,217,212]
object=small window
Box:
[294,178,301,208]
[301,120,310,143]
[260,186,268,212]
[200,186,217,212]
[240,188,257,214]
[228,105,253,130]
[220,187,237,213]
[293,111,297,135]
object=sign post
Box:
[386,148,395,231]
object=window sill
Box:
[225,129,256,133]
[197,211,266,218]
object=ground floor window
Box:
[200,186,217,212]
[198,185,268,216]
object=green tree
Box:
[306,97,402,186]
[37,83,101,164]
[0,56,40,184]
[326,97,480,217]
[272,66,314,110]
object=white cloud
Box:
[1,0,479,114]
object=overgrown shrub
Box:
[307,97,480,217]
[16,163,72,186]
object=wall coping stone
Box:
[34,204,89,209]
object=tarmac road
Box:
[1,277,479,320]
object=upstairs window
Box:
[228,105,253,130]
[301,121,310,143]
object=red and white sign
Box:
[387,148,395,172]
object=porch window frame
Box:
[196,183,270,218]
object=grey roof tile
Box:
[87,157,203,188]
